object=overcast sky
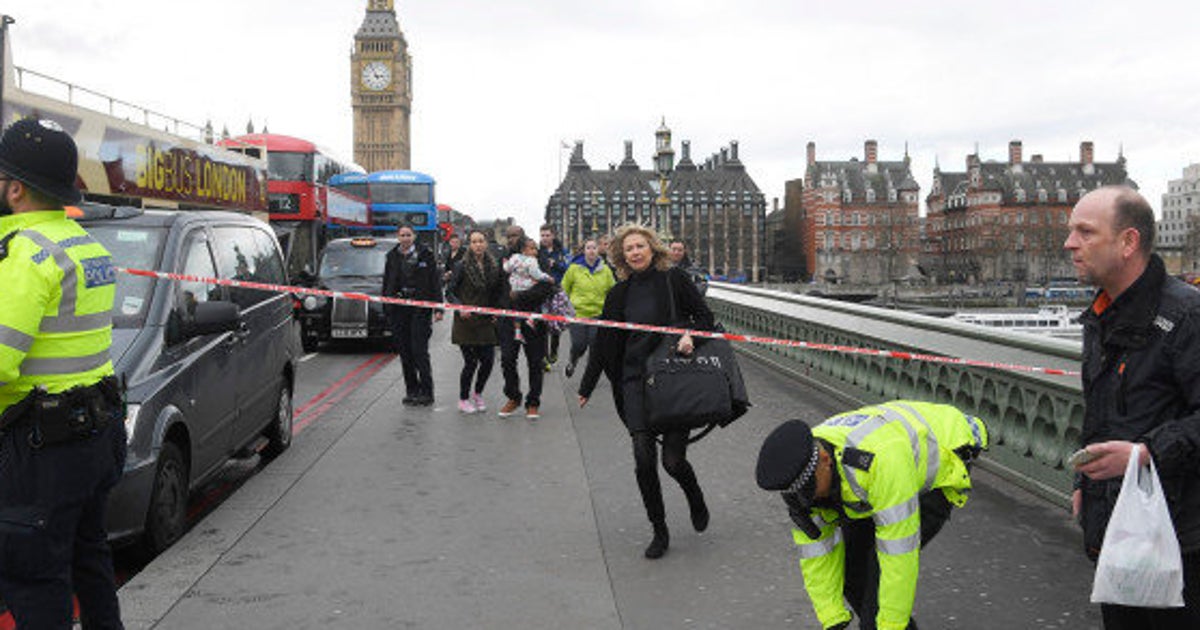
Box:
[6,1,1200,231]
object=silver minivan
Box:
[82,205,299,555]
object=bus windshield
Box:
[335,182,369,200]
[268,151,314,182]
[85,225,167,328]
[370,182,431,205]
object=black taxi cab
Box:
[297,236,396,351]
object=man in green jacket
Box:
[756,401,989,630]
[560,237,615,378]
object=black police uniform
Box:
[382,241,442,404]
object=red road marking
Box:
[295,353,389,416]
[292,354,394,435]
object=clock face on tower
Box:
[361,61,392,91]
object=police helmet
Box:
[756,419,824,539]
[0,118,82,204]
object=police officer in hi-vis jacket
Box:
[756,401,989,630]
[0,118,127,629]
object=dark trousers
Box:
[458,345,495,400]
[0,420,126,630]
[567,323,598,366]
[391,307,433,397]
[1101,551,1200,629]
[548,329,561,360]
[497,318,545,407]
[840,490,953,630]
[631,430,701,524]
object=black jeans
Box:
[0,420,126,630]
[568,323,598,366]
[631,430,700,525]
[1101,551,1200,629]
[391,307,434,397]
[840,490,953,630]
[458,345,495,400]
[497,318,545,407]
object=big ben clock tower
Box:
[352,0,411,172]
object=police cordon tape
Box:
[116,267,1081,378]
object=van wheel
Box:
[263,382,293,457]
[142,441,188,557]
[301,337,319,353]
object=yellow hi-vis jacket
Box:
[795,401,988,630]
[0,211,116,415]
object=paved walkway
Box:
[118,325,1103,629]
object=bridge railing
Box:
[708,283,1082,506]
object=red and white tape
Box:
[116,267,1082,378]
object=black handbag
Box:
[644,336,733,431]
[643,273,750,434]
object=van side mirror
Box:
[188,301,241,337]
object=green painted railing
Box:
[708,283,1083,506]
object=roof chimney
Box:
[1031,154,1044,163]
[865,139,878,165]
[681,140,691,161]
[625,140,633,160]
[730,141,739,162]
[720,148,728,166]
[1009,140,1023,165]
[1080,141,1094,165]
[806,141,816,167]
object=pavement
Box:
[118,324,1105,629]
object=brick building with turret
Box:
[783,140,921,285]
[923,141,1134,284]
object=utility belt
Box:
[0,375,125,449]
[394,286,419,298]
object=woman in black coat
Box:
[445,230,504,413]
[577,224,715,559]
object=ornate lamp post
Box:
[655,153,672,238]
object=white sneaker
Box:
[458,399,476,413]
[471,392,486,413]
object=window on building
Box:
[866,188,876,203]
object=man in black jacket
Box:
[383,224,443,406]
[495,224,549,418]
[1067,186,1200,627]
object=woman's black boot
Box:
[686,487,709,533]
[644,521,669,559]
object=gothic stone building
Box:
[351,0,413,172]
[924,141,1133,284]
[786,140,921,285]
[545,121,767,281]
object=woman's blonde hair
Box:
[608,223,670,280]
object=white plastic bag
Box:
[1090,444,1185,607]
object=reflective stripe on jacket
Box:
[0,211,115,414]
[797,401,985,630]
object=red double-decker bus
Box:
[221,133,366,277]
